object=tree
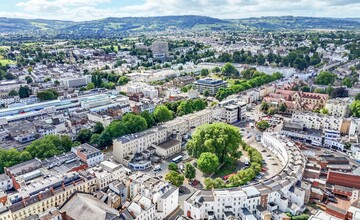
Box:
[351,100,360,117]
[355,93,360,101]
[97,131,113,148]
[320,108,329,115]
[203,90,210,97]
[315,71,336,85]
[212,66,221,73]
[60,135,73,152]
[204,178,216,189]
[8,89,18,97]
[27,67,33,74]
[256,120,270,131]
[330,87,348,98]
[343,77,353,88]
[86,82,95,90]
[140,110,155,128]
[200,69,209,76]
[260,102,270,112]
[154,105,173,123]
[267,107,277,115]
[168,162,178,172]
[93,122,104,134]
[25,135,72,159]
[213,177,225,188]
[186,123,242,163]
[192,99,207,111]
[106,121,128,138]
[37,89,58,101]
[300,86,310,92]
[118,76,130,85]
[122,113,147,133]
[165,171,184,187]
[25,76,33,84]
[77,129,93,143]
[18,86,31,98]
[279,103,287,112]
[197,152,220,174]
[222,63,238,77]
[314,88,325,94]
[184,162,196,180]
[90,133,100,146]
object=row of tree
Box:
[164,98,208,117]
[37,89,59,101]
[216,48,321,70]
[0,135,75,173]
[79,99,208,149]
[215,72,283,101]
[204,143,263,189]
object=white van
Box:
[153,165,161,172]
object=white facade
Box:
[325,98,351,117]
[292,112,343,132]
[113,109,214,165]
[62,75,91,88]
[184,187,260,220]
[0,174,13,191]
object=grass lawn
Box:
[100,45,119,52]
[215,161,237,176]
[0,59,16,65]
[209,73,222,79]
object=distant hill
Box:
[0,17,73,33]
[230,16,360,30]
[0,15,359,39]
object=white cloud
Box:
[5,0,360,21]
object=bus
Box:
[172,155,183,164]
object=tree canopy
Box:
[154,105,173,123]
[165,171,184,187]
[351,100,360,117]
[256,120,270,131]
[186,122,242,163]
[184,162,196,180]
[37,89,59,101]
[197,152,219,174]
[315,71,336,85]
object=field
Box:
[0,59,16,65]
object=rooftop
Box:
[157,139,181,150]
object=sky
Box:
[0,0,359,21]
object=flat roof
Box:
[157,139,181,150]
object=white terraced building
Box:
[184,133,308,220]
[113,109,214,166]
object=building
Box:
[325,98,352,117]
[155,139,182,159]
[292,112,343,132]
[113,109,214,166]
[88,161,126,189]
[126,173,179,219]
[59,192,121,220]
[263,89,329,112]
[218,99,247,124]
[61,75,92,88]
[184,133,306,220]
[193,78,227,95]
[184,187,261,220]
[72,143,104,167]
[151,40,169,61]
[0,174,13,191]
[281,121,323,146]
